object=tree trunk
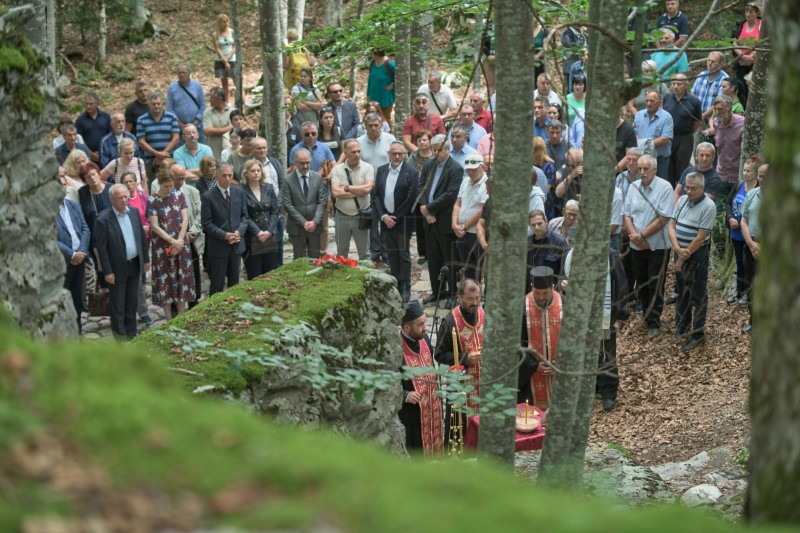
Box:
[538,0,629,489]
[393,16,411,138]
[288,0,305,37]
[476,0,534,466]
[230,0,244,110]
[126,0,150,42]
[278,0,288,42]
[349,0,366,99]
[738,0,770,178]
[96,0,106,70]
[260,0,288,166]
[322,0,342,28]
[746,2,800,524]
[409,12,433,92]
[13,0,55,77]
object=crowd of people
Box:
[52,1,766,451]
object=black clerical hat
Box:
[402,300,425,324]
[530,266,554,289]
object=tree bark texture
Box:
[288,0,305,37]
[13,0,56,78]
[97,0,106,69]
[322,0,343,28]
[409,12,433,91]
[738,0,770,179]
[231,0,245,110]
[349,0,366,98]
[538,0,629,489]
[260,0,288,166]
[0,7,77,340]
[393,16,411,138]
[746,2,800,524]
[476,0,534,466]
[128,0,149,38]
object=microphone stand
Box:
[430,270,448,349]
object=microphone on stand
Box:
[438,265,450,282]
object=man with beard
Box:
[519,266,560,410]
[399,300,445,457]
[401,93,446,152]
[435,279,484,432]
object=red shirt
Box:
[474,108,493,133]
[402,112,446,139]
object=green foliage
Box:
[0,31,47,115]
[136,49,154,61]
[736,446,749,468]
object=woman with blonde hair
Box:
[99,137,148,194]
[241,159,280,278]
[62,149,89,202]
[212,14,236,101]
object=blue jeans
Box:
[675,245,710,339]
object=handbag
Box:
[344,168,373,230]
[88,288,110,317]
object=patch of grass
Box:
[736,446,749,468]
[135,49,154,61]
[606,442,635,462]
[131,259,370,393]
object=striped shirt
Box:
[136,111,179,162]
[673,195,716,247]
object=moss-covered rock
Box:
[0,312,790,532]
[133,259,407,453]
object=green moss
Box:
[132,259,371,394]
[0,44,28,74]
[607,442,635,461]
[0,31,47,115]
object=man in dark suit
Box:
[418,135,463,304]
[251,137,287,266]
[93,183,150,340]
[374,141,420,302]
[282,148,326,259]
[201,162,249,296]
[57,188,91,333]
[324,81,361,139]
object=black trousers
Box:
[208,252,241,296]
[425,225,457,298]
[456,232,481,282]
[384,224,412,299]
[110,258,140,339]
[244,250,280,280]
[669,133,694,188]
[743,243,758,323]
[415,210,427,258]
[631,248,668,328]
[190,242,201,303]
[620,235,636,302]
[675,246,710,340]
[596,331,618,401]
[65,261,85,332]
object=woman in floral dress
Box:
[147,171,196,320]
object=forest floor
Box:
[56,1,750,468]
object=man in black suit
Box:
[282,148,326,259]
[93,183,150,340]
[418,134,462,304]
[56,181,91,332]
[201,162,249,296]
[324,81,361,139]
[374,141,420,302]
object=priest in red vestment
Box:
[399,300,444,457]
[518,266,561,410]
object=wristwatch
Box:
[344,185,350,192]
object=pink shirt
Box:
[714,113,744,183]
[128,190,151,237]
[477,132,495,155]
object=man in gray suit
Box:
[94,183,150,340]
[324,81,361,139]
[201,162,249,296]
[282,148,326,259]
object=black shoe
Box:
[647,326,660,339]
[682,336,706,352]
[140,314,153,325]
[674,329,688,340]
[666,292,678,305]
[422,294,440,305]
[445,298,454,309]
[602,398,616,411]
[417,257,427,265]
[742,323,752,334]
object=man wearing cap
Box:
[399,300,445,457]
[519,266,560,409]
[418,135,463,305]
[373,141,419,302]
[452,154,489,281]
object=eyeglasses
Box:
[303,132,317,137]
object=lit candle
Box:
[452,327,459,366]
[525,400,529,424]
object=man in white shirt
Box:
[331,140,375,260]
[452,154,489,281]
[417,71,458,122]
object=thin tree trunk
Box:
[746,1,800,523]
[288,0,305,37]
[409,12,433,92]
[393,16,411,138]
[738,0,770,178]
[538,0,629,489]
[349,0,366,99]
[278,0,288,42]
[322,0,342,28]
[96,0,106,70]
[260,0,287,166]
[230,0,244,110]
[476,0,534,466]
